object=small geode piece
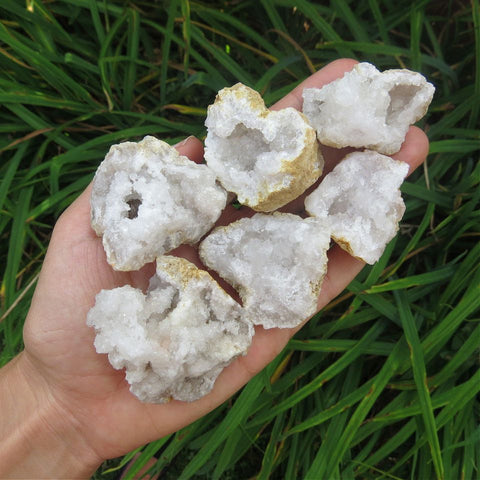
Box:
[199,213,330,329]
[205,83,322,212]
[91,136,227,271]
[305,150,409,264]
[302,62,435,154]
[86,256,253,403]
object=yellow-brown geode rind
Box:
[205,83,322,212]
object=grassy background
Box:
[0,0,479,478]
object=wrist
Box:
[0,352,102,479]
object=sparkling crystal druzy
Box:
[91,136,227,271]
[205,83,322,211]
[305,151,409,264]
[87,256,253,403]
[200,213,330,329]
[302,62,434,154]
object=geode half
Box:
[86,256,253,403]
[199,213,330,329]
[91,136,227,271]
[305,150,409,264]
[302,62,435,154]
[205,83,322,211]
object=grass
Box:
[0,0,478,478]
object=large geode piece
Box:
[305,151,409,264]
[86,256,253,403]
[91,136,227,271]
[204,83,322,211]
[302,62,435,154]
[199,213,330,329]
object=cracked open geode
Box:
[302,62,434,154]
[305,150,409,264]
[91,136,227,271]
[200,213,330,329]
[205,83,322,211]
[87,256,253,403]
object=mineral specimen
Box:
[204,83,322,211]
[91,136,227,271]
[199,213,330,329]
[302,62,435,154]
[86,256,253,403]
[304,150,409,264]
[88,62,435,403]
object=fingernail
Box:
[175,135,196,147]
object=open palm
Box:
[20,58,429,464]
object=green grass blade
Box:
[179,373,264,479]
[409,5,423,70]
[306,341,407,478]
[395,290,444,479]
[250,321,385,427]
[0,142,29,212]
[332,0,369,43]
[122,8,140,110]
[469,0,480,128]
[365,266,455,293]
[160,0,178,105]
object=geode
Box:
[304,150,409,264]
[302,62,435,154]
[91,136,227,271]
[204,83,322,211]
[86,256,253,403]
[199,213,330,329]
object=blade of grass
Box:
[0,142,29,213]
[365,265,455,293]
[256,411,285,479]
[395,290,444,479]
[122,8,140,110]
[332,0,369,43]
[178,373,264,479]
[410,5,423,70]
[160,0,178,105]
[469,0,480,128]
[249,321,385,428]
[306,340,408,478]
[180,0,191,81]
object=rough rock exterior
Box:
[91,136,227,271]
[199,213,330,329]
[86,256,253,403]
[302,62,435,154]
[205,83,322,211]
[305,151,409,264]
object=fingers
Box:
[392,125,429,174]
[174,135,205,164]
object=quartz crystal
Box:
[91,136,227,271]
[305,151,409,264]
[86,256,253,403]
[205,83,322,211]
[199,213,330,329]
[302,62,435,154]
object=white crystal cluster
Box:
[205,83,322,211]
[87,256,253,403]
[91,136,226,270]
[200,213,330,329]
[302,62,434,154]
[305,151,409,264]
[88,62,434,404]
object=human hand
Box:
[0,58,429,478]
